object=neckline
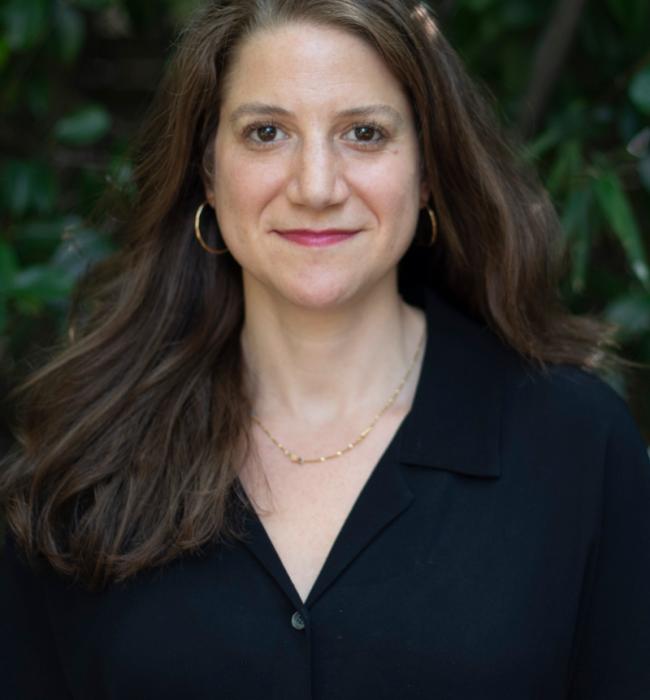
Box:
[235,295,430,608]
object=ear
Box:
[201,137,217,207]
[204,185,215,208]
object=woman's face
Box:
[206,21,429,309]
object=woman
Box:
[1,0,649,698]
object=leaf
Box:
[51,225,114,280]
[0,159,58,217]
[593,170,650,289]
[560,187,592,294]
[501,1,541,29]
[10,265,75,306]
[54,105,112,146]
[107,156,134,194]
[627,127,650,159]
[26,75,51,117]
[523,126,563,161]
[54,3,85,64]
[0,0,48,51]
[603,293,650,342]
[640,156,650,192]
[0,239,19,293]
[607,0,650,38]
[13,218,68,263]
[0,36,10,71]
[547,140,582,196]
[630,66,650,116]
[523,103,586,161]
[0,161,30,217]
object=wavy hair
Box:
[0,0,623,590]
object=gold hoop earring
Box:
[194,202,228,255]
[426,205,437,246]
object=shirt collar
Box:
[398,287,512,478]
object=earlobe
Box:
[201,156,216,208]
[203,187,215,208]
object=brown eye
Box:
[244,122,288,146]
[354,126,377,141]
[256,125,278,142]
[342,123,387,146]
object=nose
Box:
[285,136,350,209]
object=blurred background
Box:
[0,0,649,454]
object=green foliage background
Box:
[1,0,649,450]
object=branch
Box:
[518,0,590,139]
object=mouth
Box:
[272,229,361,248]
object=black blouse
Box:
[2,287,650,699]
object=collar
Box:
[398,287,515,478]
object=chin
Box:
[273,274,365,311]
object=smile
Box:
[272,229,361,247]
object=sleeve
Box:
[568,401,650,699]
[0,529,73,699]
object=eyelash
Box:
[241,120,389,149]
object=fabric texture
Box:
[1,286,649,699]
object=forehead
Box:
[221,21,412,116]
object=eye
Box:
[243,122,289,146]
[342,122,388,147]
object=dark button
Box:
[291,611,306,630]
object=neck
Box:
[241,273,426,428]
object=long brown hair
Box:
[0,0,624,590]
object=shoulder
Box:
[420,285,645,459]
[506,361,630,433]
[500,358,648,478]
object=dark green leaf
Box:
[501,2,540,29]
[630,66,650,116]
[54,3,85,64]
[523,126,563,161]
[106,156,135,196]
[593,169,650,289]
[0,161,30,217]
[640,156,650,192]
[547,140,582,196]
[0,0,48,51]
[0,240,19,293]
[54,105,112,146]
[606,0,650,37]
[0,160,56,217]
[0,36,9,71]
[604,293,650,342]
[13,218,68,263]
[10,266,75,305]
[26,75,51,116]
[560,187,592,294]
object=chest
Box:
[238,412,408,602]
[49,460,596,700]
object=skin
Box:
[205,21,429,448]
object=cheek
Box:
[213,156,282,227]
[349,151,421,230]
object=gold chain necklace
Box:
[251,328,426,465]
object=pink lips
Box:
[273,229,360,247]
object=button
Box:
[291,611,306,630]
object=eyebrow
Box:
[228,102,404,125]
